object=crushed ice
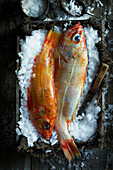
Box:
[17,24,102,147]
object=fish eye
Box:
[40,109,45,115]
[43,122,50,130]
[73,34,80,42]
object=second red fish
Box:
[27,29,61,140]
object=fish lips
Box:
[37,122,53,140]
[42,133,52,141]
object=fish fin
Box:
[71,112,77,122]
[34,54,39,62]
[27,87,33,111]
[45,29,61,47]
[59,138,81,162]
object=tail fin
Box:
[44,29,61,47]
[59,137,81,162]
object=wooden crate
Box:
[16,17,111,158]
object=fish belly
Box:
[55,50,88,121]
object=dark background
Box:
[0,0,113,169]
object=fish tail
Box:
[45,29,61,47]
[59,137,81,162]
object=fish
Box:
[54,23,88,161]
[27,29,61,140]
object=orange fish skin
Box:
[54,23,88,161]
[27,29,61,140]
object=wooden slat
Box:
[4,150,27,170]
[32,157,49,170]
[0,150,5,170]
[107,30,113,104]
[24,155,31,170]
[16,35,20,142]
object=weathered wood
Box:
[32,157,50,170]
[108,78,113,104]
[107,29,113,104]
[0,151,5,170]
[90,63,109,94]
[24,155,31,170]
[16,35,20,142]
[81,148,108,170]
[4,150,26,170]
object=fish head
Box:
[57,23,87,62]
[29,106,55,140]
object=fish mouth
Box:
[42,133,52,141]
[36,127,52,140]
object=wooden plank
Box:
[4,150,27,170]
[32,157,49,170]
[24,155,31,170]
[16,35,20,142]
[107,29,113,104]
[0,150,5,170]
[108,79,113,104]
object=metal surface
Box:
[20,0,49,20]
[61,0,85,17]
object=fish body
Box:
[27,29,61,140]
[54,23,88,161]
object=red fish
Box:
[27,29,61,140]
[54,23,88,161]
